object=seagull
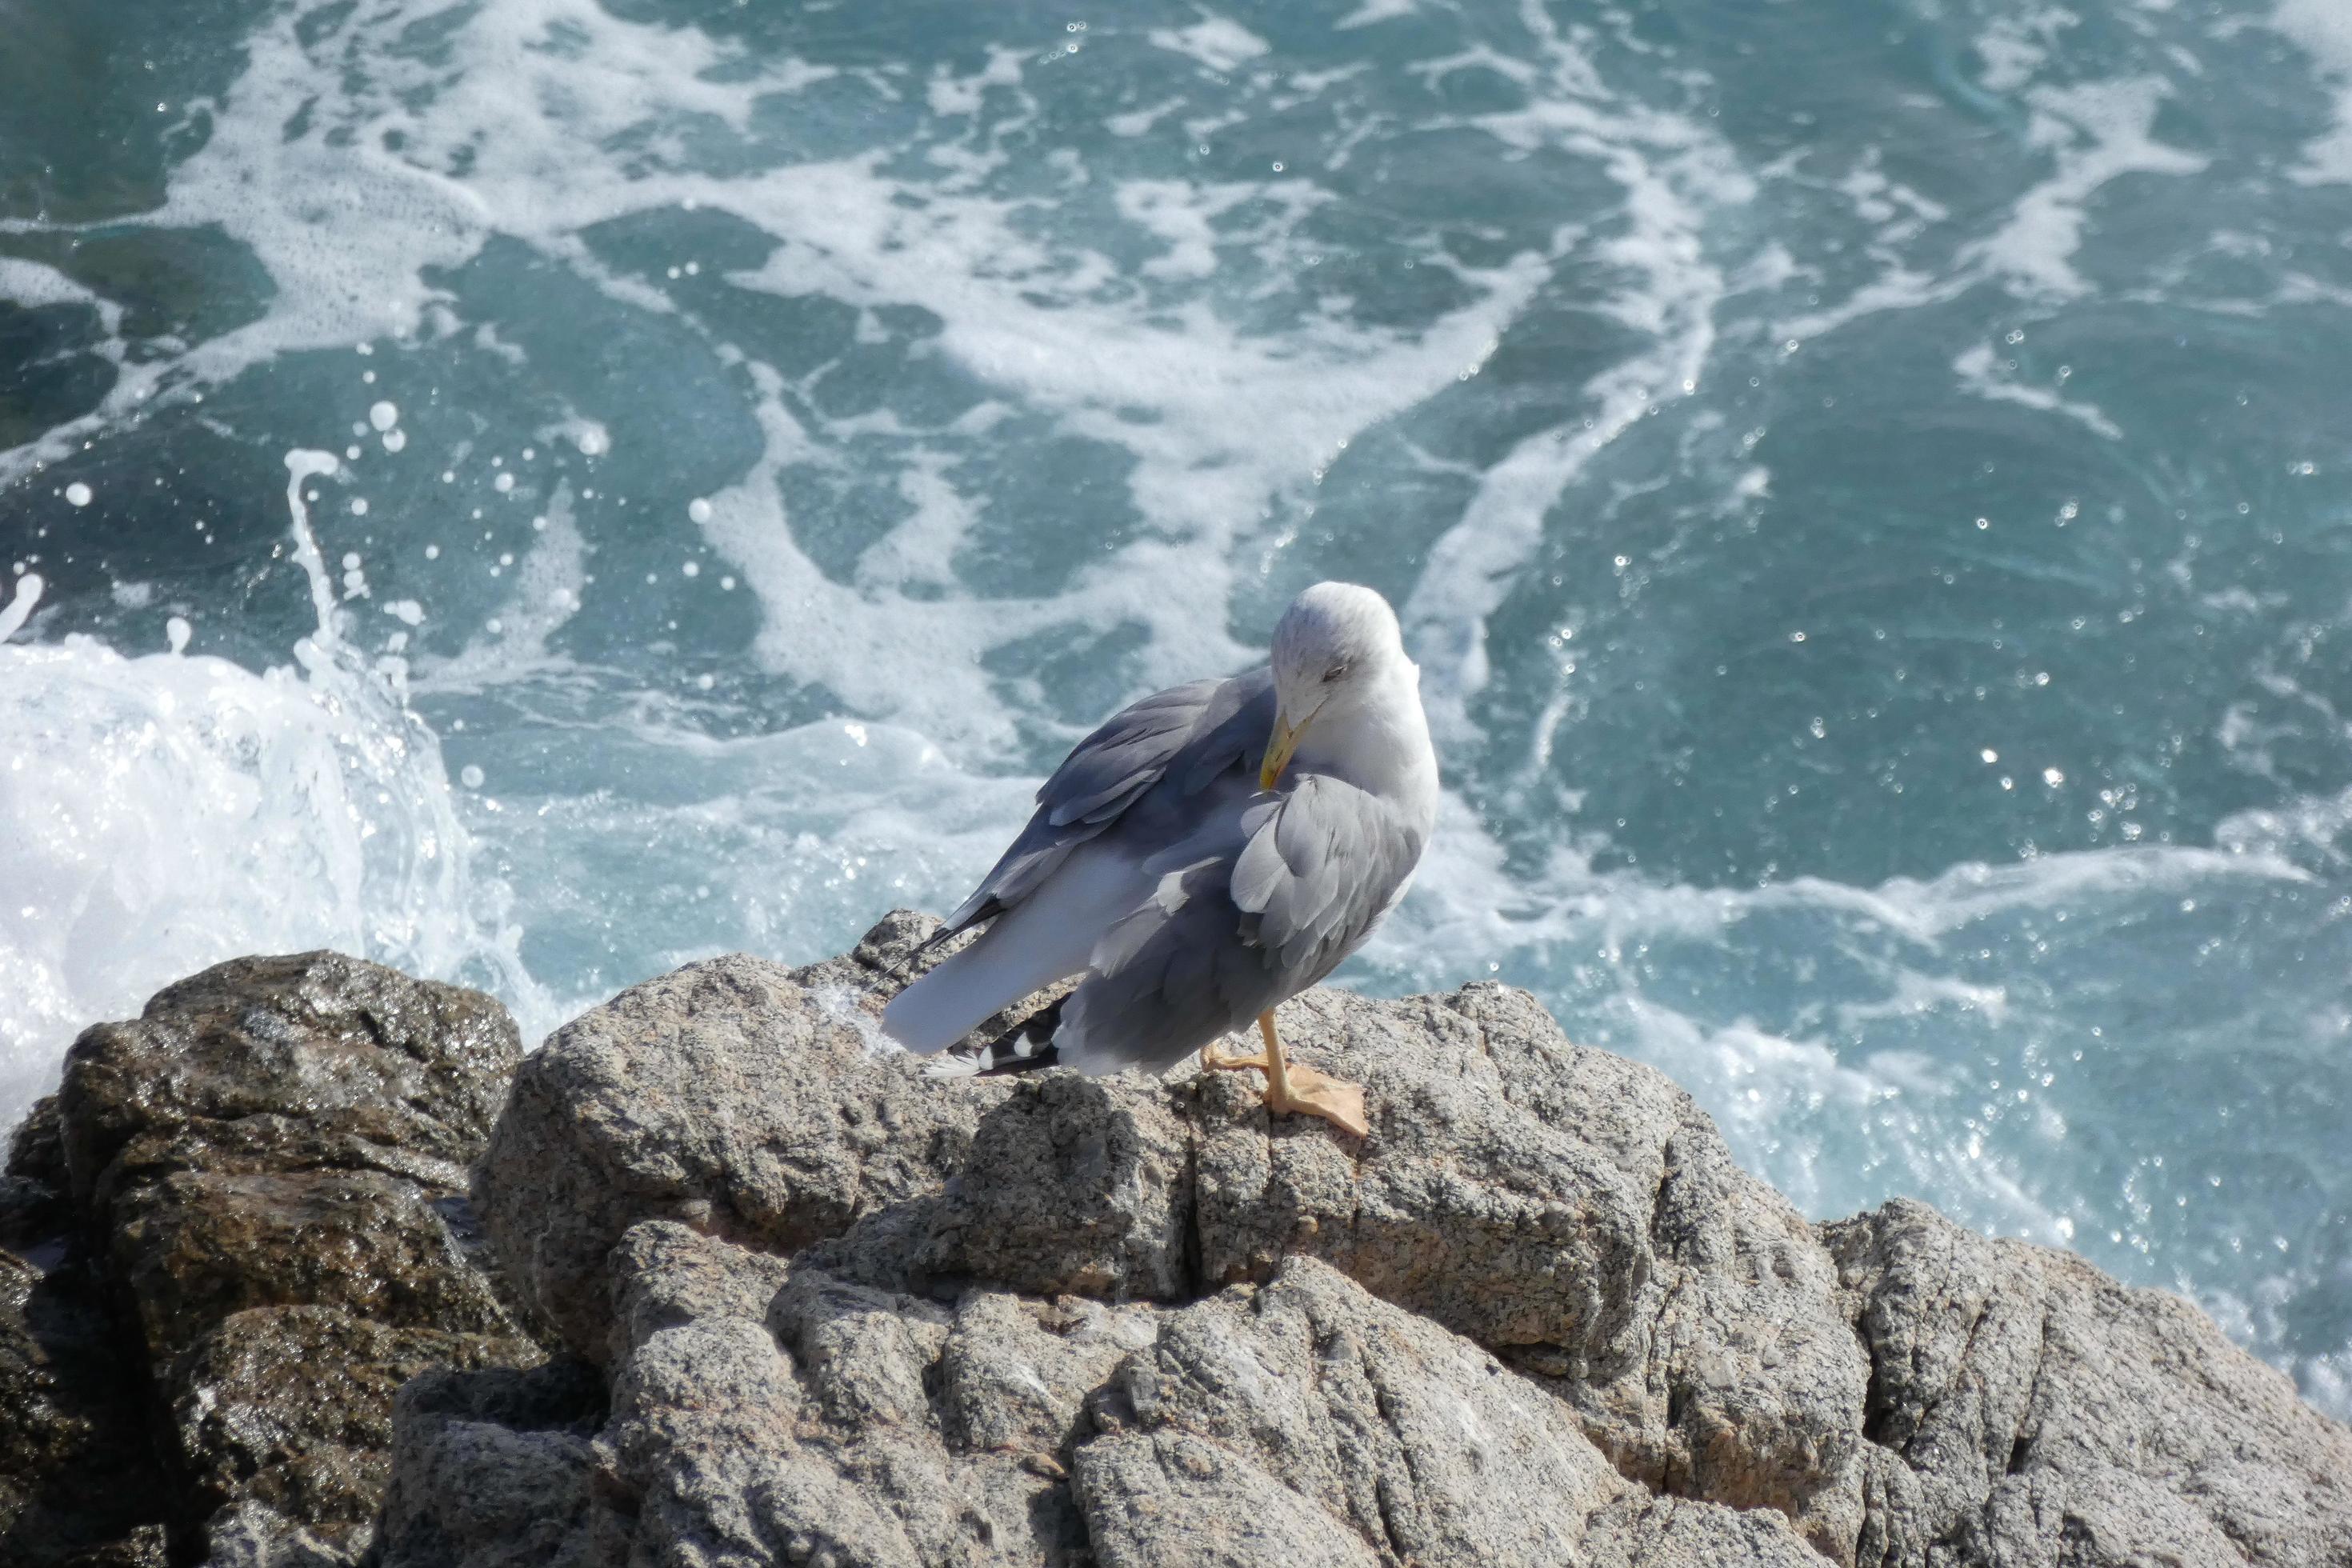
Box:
[881,582,1438,1138]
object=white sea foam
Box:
[1963,78,2206,299]
[1951,342,2125,440]
[1148,18,1272,74]
[1402,7,1747,742]
[0,257,118,326]
[2274,0,2352,183]
[430,702,1042,1016]
[0,0,1545,757]
[1774,58,2203,344]
[1334,0,1422,31]
[0,459,540,1122]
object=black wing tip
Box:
[928,899,1002,950]
[930,996,1066,1078]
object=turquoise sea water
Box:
[4,0,2350,1411]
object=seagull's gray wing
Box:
[940,666,1274,932]
[1054,774,1425,1075]
[1230,774,1423,975]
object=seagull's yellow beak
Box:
[1261,713,1307,790]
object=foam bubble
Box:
[64,483,91,508]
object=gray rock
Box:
[1582,1495,1833,1567]
[591,1220,1090,1567]
[1075,1254,1812,1567]
[172,1306,538,1547]
[472,916,1854,1554]
[1,1094,70,1250]
[374,1360,606,1568]
[411,1215,1815,1568]
[926,1071,1194,1302]
[1082,1254,1624,1562]
[937,1289,1159,1458]
[770,1263,952,1430]
[458,912,2352,1567]
[26,913,2350,1568]
[2,1089,178,1567]
[60,951,516,1230]
[476,935,1011,1360]
[1186,982,1869,1558]
[1827,1198,2352,1567]
[480,917,1867,1554]
[110,1166,514,1357]
[1073,1433,1386,1568]
[202,1501,370,1568]
[47,951,536,1563]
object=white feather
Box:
[881,843,1146,1054]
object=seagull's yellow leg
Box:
[1199,1012,1369,1138]
[1199,1012,1277,1074]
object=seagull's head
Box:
[1262,581,1411,789]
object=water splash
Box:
[0,456,543,1116]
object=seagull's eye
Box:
[1322,663,1348,684]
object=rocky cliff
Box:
[3,912,2347,1567]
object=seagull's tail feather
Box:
[881,846,1140,1054]
[882,927,1058,1054]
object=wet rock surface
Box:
[2,1098,173,1567]
[1,952,537,1567]
[10,915,2350,1568]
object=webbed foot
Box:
[1198,1012,1369,1138]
